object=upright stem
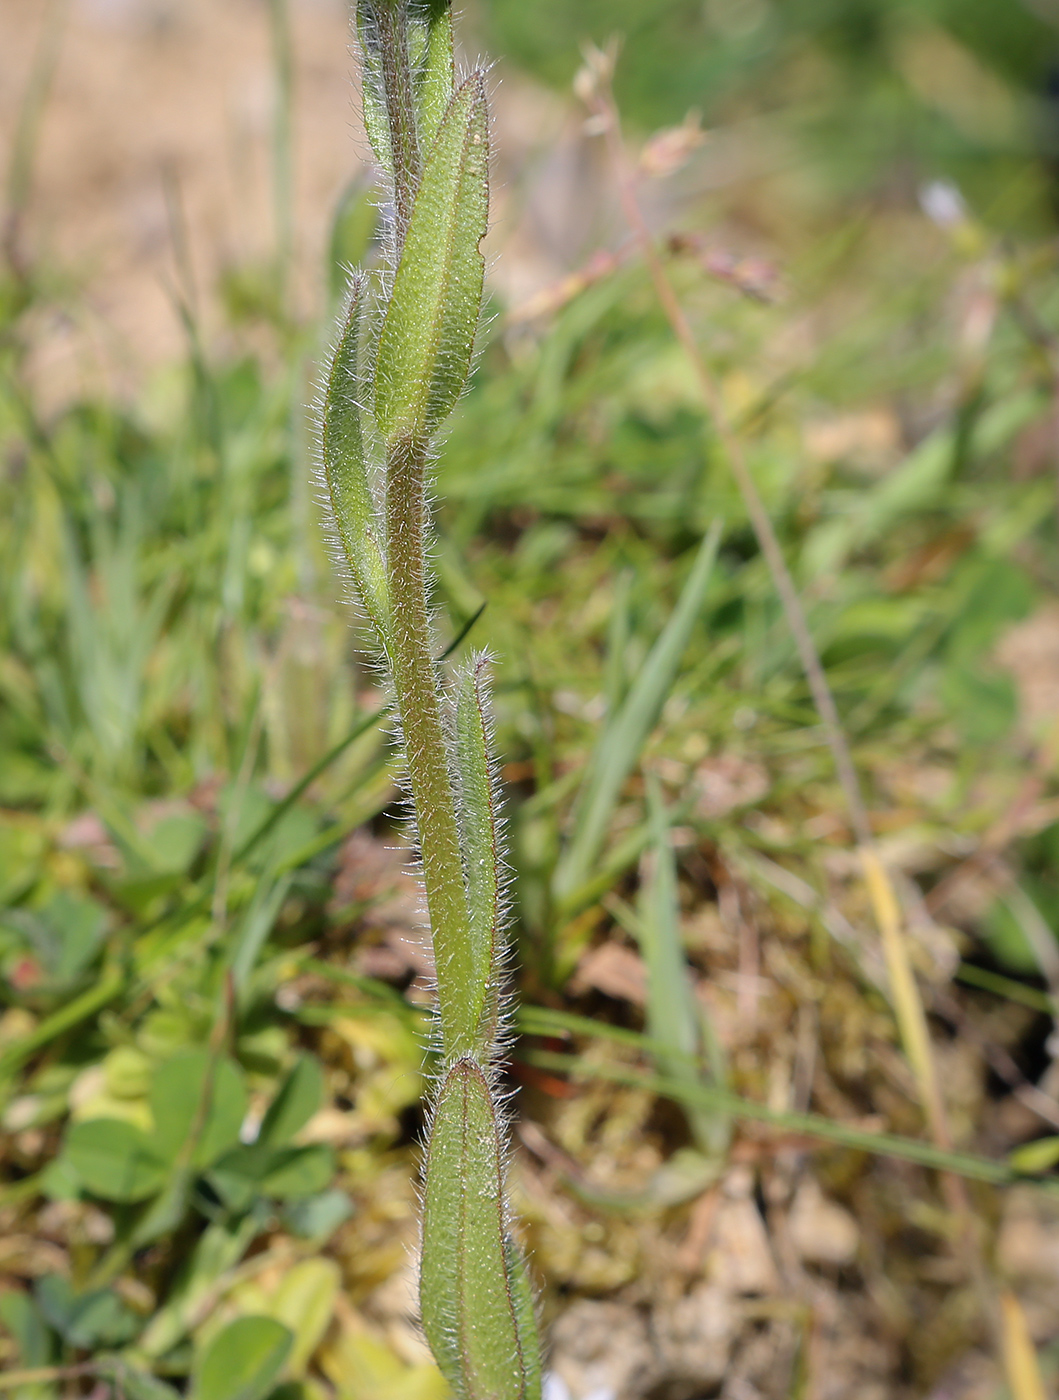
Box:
[385,436,468,1054]
[372,2,421,246]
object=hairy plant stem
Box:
[326,13,542,1391]
[369,1,421,243]
[385,435,468,1057]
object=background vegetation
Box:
[3,0,1059,1396]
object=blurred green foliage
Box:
[2,1,1059,1392]
[484,0,1058,220]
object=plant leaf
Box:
[192,1314,293,1400]
[322,275,389,636]
[638,779,728,1156]
[1009,1136,1059,1174]
[118,1370,182,1400]
[357,0,420,213]
[270,1258,341,1378]
[35,1275,142,1349]
[149,1048,248,1169]
[207,1142,335,1210]
[421,1058,542,1400]
[259,1054,324,1146]
[0,1288,55,1369]
[373,71,489,447]
[280,1188,355,1241]
[63,1117,169,1203]
[138,1215,264,1360]
[409,0,454,151]
[553,521,722,908]
[262,1143,335,1199]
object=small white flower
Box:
[919,180,967,229]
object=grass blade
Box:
[638,779,728,1155]
[521,1046,1058,1192]
[553,520,721,908]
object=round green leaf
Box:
[63,1118,169,1203]
[192,1315,293,1400]
[150,1048,248,1168]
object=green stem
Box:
[385,436,469,1057]
[368,1,421,243]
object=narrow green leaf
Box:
[357,1,392,175]
[553,521,722,907]
[229,872,294,997]
[421,1059,542,1400]
[603,568,633,716]
[357,0,421,221]
[523,1046,1056,1192]
[638,780,728,1156]
[192,1315,292,1400]
[374,72,489,446]
[504,1235,543,1400]
[410,1,454,151]
[322,276,389,637]
[454,655,504,1056]
[0,964,124,1081]
[953,962,1055,1015]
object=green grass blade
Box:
[229,872,295,996]
[603,567,633,716]
[0,965,124,1086]
[954,963,1055,1015]
[553,520,722,907]
[638,779,728,1155]
[521,1047,1056,1193]
[232,704,388,867]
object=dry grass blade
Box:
[1000,1292,1048,1400]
